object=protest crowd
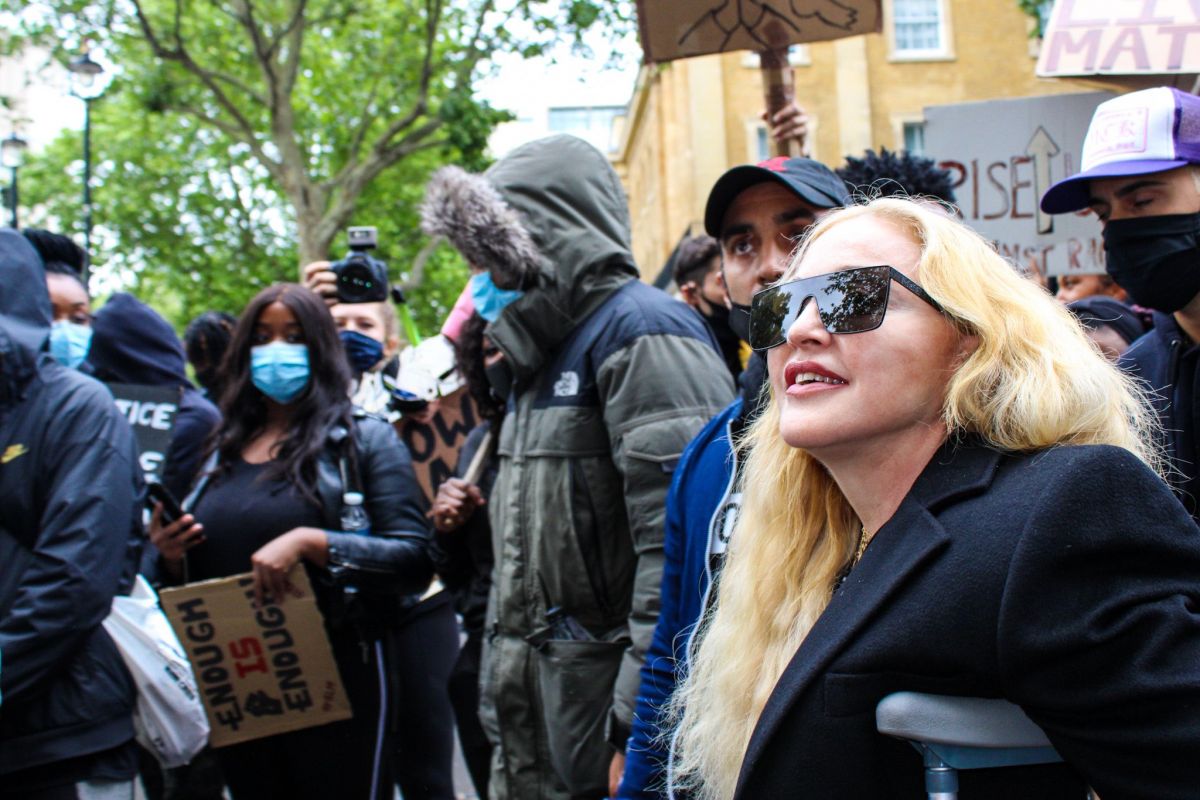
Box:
[6,72,1200,800]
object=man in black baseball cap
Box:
[704,156,852,235]
[704,155,851,343]
[618,155,849,798]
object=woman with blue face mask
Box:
[148,284,434,800]
[44,268,93,369]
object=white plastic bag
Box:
[102,575,209,767]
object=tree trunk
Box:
[295,202,330,272]
[288,167,333,272]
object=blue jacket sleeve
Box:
[619,439,702,799]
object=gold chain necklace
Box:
[853,525,873,566]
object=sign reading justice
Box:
[108,383,180,484]
[160,569,351,747]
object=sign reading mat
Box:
[1037,0,1200,77]
[159,569,351,747]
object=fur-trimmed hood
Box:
[421,135,638,381]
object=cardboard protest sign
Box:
[924,92,1115,277]
[1037,0,1200,77]
[108,383,181,484]
[636,0,881,63]
[397,386,478,505]
[159,569,352,748]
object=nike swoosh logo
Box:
[2,444,28,464]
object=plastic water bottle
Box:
[340,491,370,532]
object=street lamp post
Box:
[68,47,108,284]
[0,133,27,229]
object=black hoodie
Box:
[0,230,141,782]
[88,292,220,500]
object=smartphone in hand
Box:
[145,481,184,525]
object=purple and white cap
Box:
[1040,87,1200,214]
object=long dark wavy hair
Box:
[210,284,352,506]
[454,312,505,427]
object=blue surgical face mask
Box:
[470,272,524,323]
[340,329,385,374]
[49,321,93,369]
[250,342,310,404]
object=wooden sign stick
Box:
[760,45,804,158]
[462,429,495,487]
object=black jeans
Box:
[390,590,460,800]
[448,628,491,799]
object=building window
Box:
[748,116,819,162]
[891,0,949,57]
[1034,0,1054,37]
[547,106,625,154]
[903,121,926,155]
[755,125,770,161]
[741,45,812,68]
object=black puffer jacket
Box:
[0,230,143,775]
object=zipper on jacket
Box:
[568,458,613,617]
[668,414,740,797]
[694,415,739,659]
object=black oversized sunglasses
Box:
[748,265,945,350]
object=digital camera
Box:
[332,226,389,304]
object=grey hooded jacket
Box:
[423,136,734,797]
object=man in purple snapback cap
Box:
[1042,87,1200,521]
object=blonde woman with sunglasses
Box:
[668,198,1200,799]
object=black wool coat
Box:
[732,438,1200,800]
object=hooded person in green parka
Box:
[421,135,734,799]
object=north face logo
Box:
[553,371,580,397]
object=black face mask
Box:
[1103,212,1200,312]
[485,360,514,406]
[728,301,752,344]
[700,296,741,352]
[700,294,730,326]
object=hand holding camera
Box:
[303,226,390,306]
[303,260,339,307]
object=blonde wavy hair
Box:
[667,197,1161,799]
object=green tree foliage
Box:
[1016,0,1054,38]
[4,0,632,331]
